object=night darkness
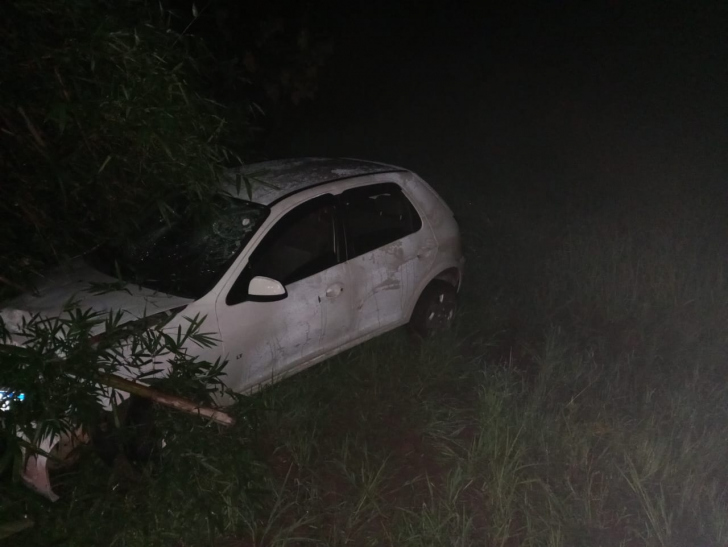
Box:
[272,2,728,207]
[3,1,728,544]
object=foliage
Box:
[0,315,263,546]
[163,0,334,130]
[3,183,724,546]
[0,1,332,542]
[0,0,246,291]
[0,303,229,473]
[5,1,726,545]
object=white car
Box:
[1,158,464,398]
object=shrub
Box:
[0,0,247,290]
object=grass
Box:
[4,183,728,546]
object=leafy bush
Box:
[0,0,247,290]
[0,304,229,476]
[164,0,334,129]
[0,1,333,539]
[0,302,269,546]
[0,0,252,513]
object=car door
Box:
[341,182,434,336]
[215,194,351,392]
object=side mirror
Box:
[247,276,287,302]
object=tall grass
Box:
[6,182,728,546]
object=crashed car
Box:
[1,158,463,495]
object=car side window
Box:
[226,194,338,305]
[342,183,422,259]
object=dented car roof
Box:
[223,157,406,205]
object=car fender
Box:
[404,257,464,321]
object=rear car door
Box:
[341,182,434,336]
[216,194,351,392]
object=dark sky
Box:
[270,1,727,205]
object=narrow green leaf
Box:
[97,155,112,175]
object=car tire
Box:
[409,280,458,338]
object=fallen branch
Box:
[98,373,235,427]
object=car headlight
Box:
[0,389,25,412]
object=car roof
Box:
[223,157,407,205]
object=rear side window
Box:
[342,183,422,259]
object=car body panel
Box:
[1,158,463,399]
[342,177,438,334]
[215,260,353,393]
[223,157,405,206]
[0,259,193,335]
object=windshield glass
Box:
[89,197,269,298]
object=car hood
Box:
[0,259,193,333]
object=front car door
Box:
[341,182,435,336]
[215,194,351,392]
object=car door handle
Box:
[325,283,344,298]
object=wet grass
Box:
[6,183,728,546]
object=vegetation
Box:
[0,0,328,290]
[0,0,328,494]
[0,0,236,289]
[3,179,727,546]
[2,1,727,546]
[0,0,325,541]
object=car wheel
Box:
[410,280,458,338]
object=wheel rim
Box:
[425,290,456,333]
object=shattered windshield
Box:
[89,197,269,299]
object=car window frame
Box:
[339,182,423,261]
[225,193,344,306]
[87,197,270,300]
